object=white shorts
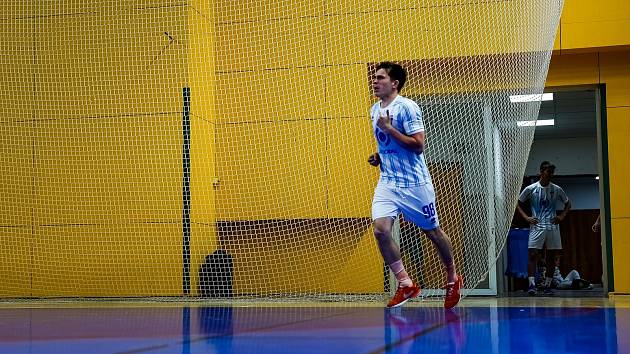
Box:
[528,227,562,250]
[371,181,440,230]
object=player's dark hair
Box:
[376,62,407,92]
[539,161,556,173]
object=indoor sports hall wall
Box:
[0,1,218,297]
[3,0,629,297]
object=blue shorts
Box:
[371,181,440,230]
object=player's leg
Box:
[373,217,402,266]
[544,229,563,293]
[545,229,562,275]
[527,248,541,295]
[527,229,545,295]
[423,227,456,282]
[423,227,462,308]
[399,183,461,308]
[372,183,419,308]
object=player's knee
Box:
[373,223,391,240]
[423,227,441,241]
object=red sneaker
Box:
[444,275,463,309]
[387,284,420,308]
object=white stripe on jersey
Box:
[371,95,432,188]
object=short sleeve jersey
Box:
[518,181,569,230]
[371,95,432,188]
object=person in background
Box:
[516,161,571,296]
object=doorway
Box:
[505,86,610,296]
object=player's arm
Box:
[517,188,538,225]
[554,199,571,224]
[592,215,601,233]
[376,111,424,154]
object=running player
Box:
[368,62,462,308]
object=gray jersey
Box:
[519,181,569,230]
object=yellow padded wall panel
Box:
[188,6,216,224]
[326,64,371,119]
[35,8,186,121]
[32,223,182,297]
[326,4,554,65]
[562,20,630,50]
[34,115,182,226]
[216,69,326,124]
[215,18,325,72]
[0,19,33,124]
[213,0,324,22]
[546,53,599,87]
[561,0,630,50]
[611,218,630,293]
[0,122,31,227]
[329,0,521,15]
[215,120,327,220]
[563,0,630,23]
[0,227,32,297]
[553,25,561,51]
[0,1,33,19]
[335,228,382,293]
[327,117,377,218]
[187,8,215,121]
[606,107,630,219]
[189,0,211,19]
[190,116,215,224]
[36,0,186,17]
[600,51,630,108]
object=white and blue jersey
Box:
[371,95,432,188]
[518,182,569,231]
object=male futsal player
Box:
[517,161,570,296]
[368,62,462,308]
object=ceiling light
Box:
[516,119,555,127]
[510,93,554,103]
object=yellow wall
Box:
[0,2,216,296]
[560,0,630,50]
[546,0,630,290]
[33,5,187,296]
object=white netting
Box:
[0,0,562,300]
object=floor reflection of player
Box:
[384,307,465,354]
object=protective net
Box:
[0,0,563,300]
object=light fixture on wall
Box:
[509,93,554,103]
[595,176,600,180]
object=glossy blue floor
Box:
[1,298,628,354]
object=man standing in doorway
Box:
[517,161,571,296]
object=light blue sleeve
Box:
[402,101,424,135]
[518,186,531,203]
[556,186,570,204]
